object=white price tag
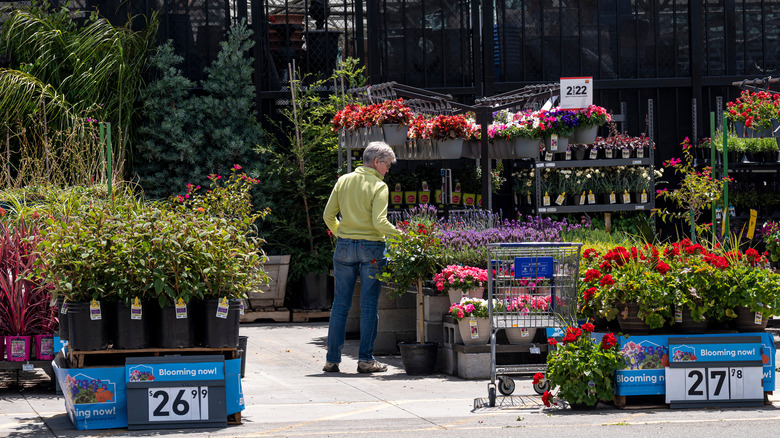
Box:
[559,76,593,110]
[530,346,541,354]
[22,363,34,371]
[148,387,209,421]
[666,367,763,404]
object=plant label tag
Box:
[22,363,34,371]
[543,194,550,206]
[622,148,631,158]
[589,148,598,159]
[641,191,648,203]
[131,297,143,320]
[176,298,187,319]
[545,152,553,161]
[755,312,763,325]
[239,300,245,316]
[555,194,565,205]
[565,150,572,160]
[530,346,541,354]
[588,191,596,204]
[728,205,736,217]
[675,308,683,323]
[461,289,469,300]
[89,299,102,321]
[469,317,479,339]
[580,193,586,205]
[216,297,229,319]
[10,339,25,358]
[40,337,54,355]
[527,194,532,205]
[609,192,616,204]
[61,301,68,315]
[623,191,631,203]
[637,148,644,158]
[716,206,723,220]
[521,328,529,337]
[605,149,613,158]
[550,134,558,151]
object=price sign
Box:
[665,336,765,408]
[559,77,593,110]
[148,387,207,421]
[126,355,227,429]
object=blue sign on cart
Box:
[514,257,554,278]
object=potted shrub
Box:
[716,249,780,331]
[377,207,444,375]
[173,167,270,347]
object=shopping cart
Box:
[486,242,582,407]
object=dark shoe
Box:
[323,362,340,373]
[357,360,387,374]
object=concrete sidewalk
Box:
[3,322,780,437]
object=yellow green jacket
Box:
[323,166,399,241]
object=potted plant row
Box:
[35,167,270,352]
[0,220,58,362]
[578,240,780,334]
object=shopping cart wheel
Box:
[498,377,515,396]
[533,380,551,395]
[488,387,496,407]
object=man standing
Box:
[322,141,399,373]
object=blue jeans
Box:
[327,238,387,363]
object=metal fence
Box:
[3,0,780,148]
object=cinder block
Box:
[456,350,492,379]
[424,321,444,345]
[424,295,451,322]
[440,345,458,376]
[378,307,416,332]
[442,320,463,347]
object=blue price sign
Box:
[514,257,554,279]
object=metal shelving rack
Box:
[533,99,656,217]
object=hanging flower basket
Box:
[436,138,464,159]
[571,125,599,145]
[382,124,409,146]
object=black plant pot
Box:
[114,300,152,349]
[67,301,108,351]
[200,298,241,348]
[399,342,438,375]
[297,272,331,310]
[156,302,195,348]
[56,297,69,341]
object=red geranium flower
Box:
[599,274,615,287]
[533,372,545,384]
[547,337,558,346]
[542,390,552,407]
[601,333,618,350]
[581,322,595,333]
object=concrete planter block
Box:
[424,295,451,322]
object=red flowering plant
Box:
[433,265,488,295]
[422,114,471,141]
[578,244,674,329]
[726,89,780,131]
[363,99,414,126]
[713,247,780,321]
[761,220,780,262]
[534,323,625,408]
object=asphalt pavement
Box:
[3,322,780,437]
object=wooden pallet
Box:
[240,308,290,323]
[68,347,238,368]
[291,309,330,322]
[227,411,242,425]
[612,394,668,409]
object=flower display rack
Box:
[531,99,655,216]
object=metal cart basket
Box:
[486,242,582,406]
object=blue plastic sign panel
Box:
[614,335,669,396]
[514,257,554,279]
[612,332,775,397]
[665,336,765,408]
[52,353,128,430]
[126,355,227,430]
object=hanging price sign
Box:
[559,77,593,110]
